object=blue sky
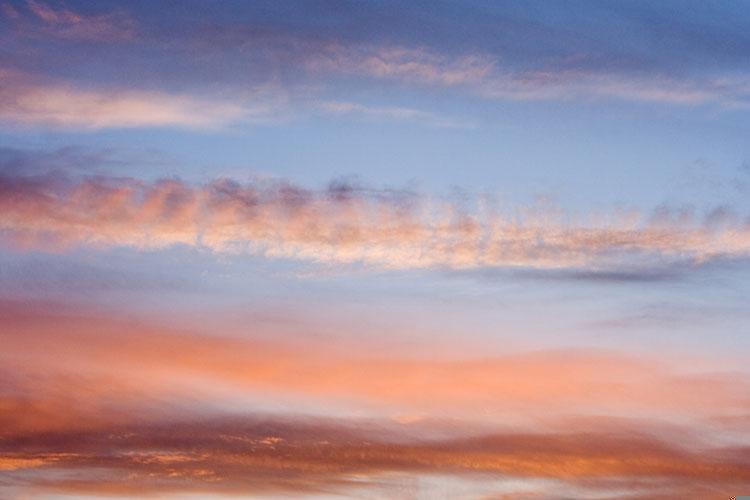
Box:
[2,1,750,498]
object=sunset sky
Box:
[2,1,750,499]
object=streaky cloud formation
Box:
[0,68,266,129]
[2,1,749,121]
[2,299,749,499]
[6,0,135,41]
[2,2,750,498]
[3,414,749,499]
[2,300,748,430]
[1,170,750,273]
[315,101,474,128]
[312,45,750,107]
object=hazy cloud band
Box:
[1,172,749,272]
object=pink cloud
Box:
[0,68,261,129]
[2,300,748,498]
[20,0,135,41]
[1,172,750,272]
[1,300,748,427]
[3,416,749,499]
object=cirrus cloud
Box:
[0,68,278,129]
[312,45,750,108]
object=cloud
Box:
[4,3,750,112]
[453,266,685,285]
[2,413,749,499]
[4,0,135,41]
[1,170,750,273]
[316,100,474,128]
[1,67,478,131]
[2,299,748,432]
[2,299,749,497]
[312,45,750,107]
[0,68,272,129]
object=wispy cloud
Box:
[3,413,749,498]
[4,3,750,111]
[2,299,749,498]
[312,45,750,107]
[0,68,279,129]
[0,66,476,130]
[3,0,135,41]
[2,300,747,428]
[1,170,750,273]
[316,100,474,128]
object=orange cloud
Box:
[2,300,748,436]
[3,300,749,497]
[1,171,749,272]
[3,414,749,499]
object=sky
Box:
[1,1,750,499]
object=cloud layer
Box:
[2,299,749,499]
[1,171,749,273]
[6,0,135,41]
[312,45,750,107]
[2,299,748,430]
[2,3,750,498]
[4,1,750,133]
[0,68,253,129]
[4,414,749,499]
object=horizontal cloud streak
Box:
[2,301,748,498]
[1,171,750,273]
[4,2,750,113]
[312,45,750,107]
[0,69,262,129]
[2,300,748,431]
[6,0,136,41]
[3,414,749,499]
[315,100,474,128]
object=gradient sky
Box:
[2,1,750,499]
